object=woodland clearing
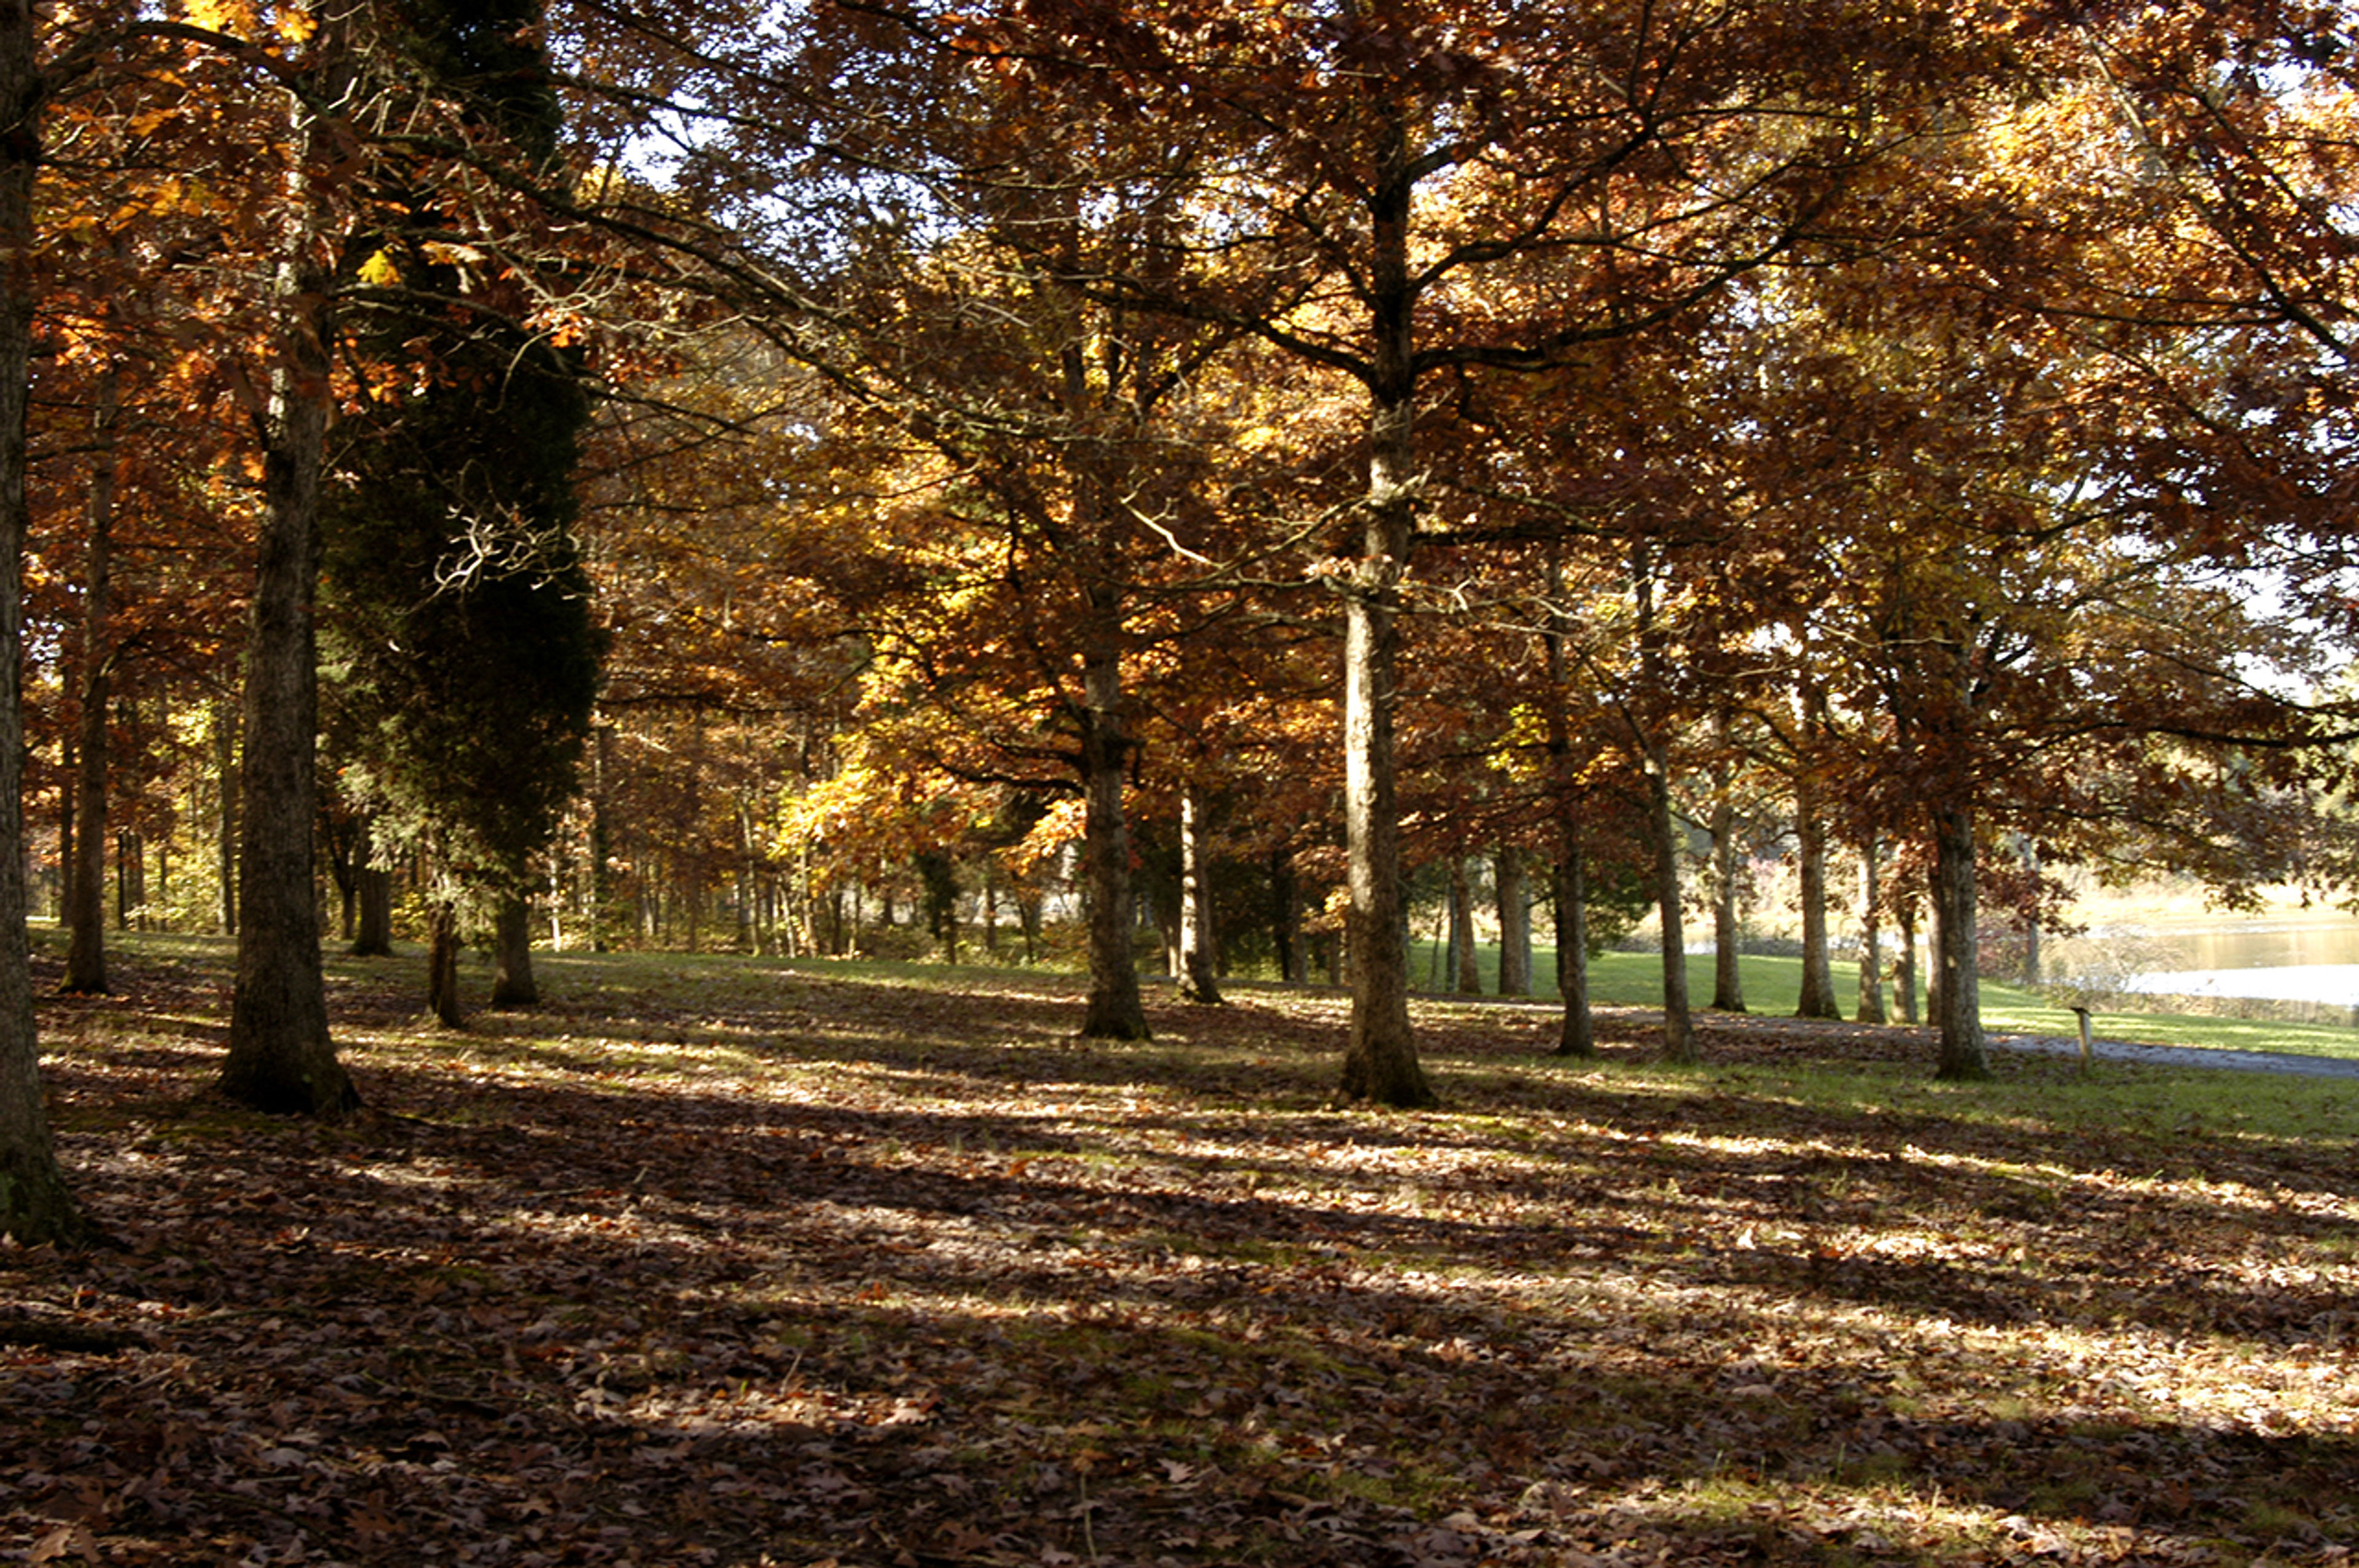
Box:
[4,939,2356,1567]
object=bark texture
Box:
[1931,802,1991,1078]
[219,71,359,1120]
[490,895,538,1007]
[1078,631,1148,1038]
[1337,119,1433,1108]
[62,362,116,994]
[1177,787,1222,1005]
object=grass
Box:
[12,929,2357,1564]
[1406,939,2359,1062]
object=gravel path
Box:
[1989,1029,2359,1079]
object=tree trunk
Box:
[1793,774,1841,1020]
[219,80,359,1119]
[1543,549,1593,1058]
[1337,118,1434,1108]
[215,700,238,935]
[1078,628,1149,1038]
[353,859,394,957]
[0,9,92,1243]
[1269,848,1302,984]
[62,359,117,995]
[1930,801,1990,1078]
[1551,846,1595,1058]
[489,895,538,1007]
[1895,892,1921,1025]
[1496,848,1530,997]
[1856,832,1887,1024]
[1709,783,1745,1012]
[427,899,464,1028]
[1648,760,1698,1063]
[1178,785,1223,1004]
[1448,858,1481,994]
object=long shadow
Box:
[15,948,2359,1563]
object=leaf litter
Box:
[4,946,2356,1566]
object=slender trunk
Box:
[1895,893,1921,1024]
[1178,785,1222,1004]
[1449,858,1481,994]
[1078,626,1148,1037]
[1648,762,1697,1062]
[2017,837,2042,985]
[489,895,538,1007]
[1551,847,1595,1058]
[589,725,612,951]
[426,898,464,1028]
[215,700,238,934]
[220,91,358,1118]
[1794,772,1841,1020]
[1338,117,1433,1107]
[1709,780,1745,1012]
[353,838,394,957]
[0,8,92,1243]
[1496,848,1530,997]
[62,361,117,994]
[1856,833,1887,1024]
[1631,545,1695,1062]
[1269,848,1302,984]
[1543,549,1592,1057]
[1931,801,1990,1078]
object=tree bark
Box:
[215,700,238,935]
[1337,116,1434,1108]
[1708,780,1745,1012]
[353,850,394,956]
[1895,891,1921,1025]
[1632,545,1695,1063]
[427,899,464,1028]
[1178,784,1223,1004]
[1648,761,1698,1063]
[1496,848,1530,997]
[0,5,92,1244]
[219,57,359,1121]
[1551,847,1595,1058]
[62,360,117,994]
[1856,833,1887,1023]
[1931,801,1990,1078]
[1449,858,1481,994]
[489,895,538,1007]
[1269,848,1302,984]
[1078,623,1149,1037]
[1793,773,1842,1020]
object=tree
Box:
[0,0,92,1243]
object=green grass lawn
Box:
[1406,941,2359,1062]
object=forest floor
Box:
[5,944,2357,1567]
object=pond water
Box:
[2102,916,2359,1004]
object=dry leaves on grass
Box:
[4,948,2356,1566]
